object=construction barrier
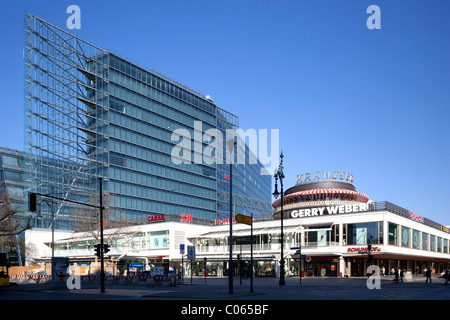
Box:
[9,274,176,286]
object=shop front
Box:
[306,256,339,277]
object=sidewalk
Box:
[6,275,450,300]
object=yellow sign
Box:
[235,214,252,226]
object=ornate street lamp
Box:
[273,151,285,285]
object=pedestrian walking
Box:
[425,267,432,284]
[394,268,399,283]
[444,270,449,285]
[399,269,404,283]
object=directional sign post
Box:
[235,214,252,226]
[187,245,195,283]
[187,245,195,260]
[235,213,254,293]
[180,244,185,284]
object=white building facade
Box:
[24,174,450,278]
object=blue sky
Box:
[1,1,449,224]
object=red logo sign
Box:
[147,214,165,222]
[180,213,192,223]
[215,218,238,225]
[347,246,381,253]
[409,212,424,223]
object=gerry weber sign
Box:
[290,203,369,218]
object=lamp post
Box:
[226,137,236,294]
[273,151,285,286]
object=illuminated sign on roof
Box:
[296,171,354,185]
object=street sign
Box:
[235,214,252,226]
[187,245,195,261]
[180,244,185,254]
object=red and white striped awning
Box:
[272,188,369,208]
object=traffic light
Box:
[94,244,101,257]
[103,244,110,254]
[28,193,37,212]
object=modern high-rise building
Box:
[23,13,272,230]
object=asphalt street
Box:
[3,274,450,300]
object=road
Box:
[3,276,448,318]
[3,274,450,300]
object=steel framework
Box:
[24,13,109,224]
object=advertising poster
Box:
[317,231,327,246]
[52,257,69,288]
[356,228,367,245]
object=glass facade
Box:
[388,223,398,245]
[344,222,383,245]
[23,13,272,230]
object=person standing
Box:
[425,267,432,284]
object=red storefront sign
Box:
[147,214,165,222]
[215,218,238,225]
[347,246,381,253]
[409,211,424,223]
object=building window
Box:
[388,223,398,246]
[422,232,429,251]
[412,230,420,249]
[149,231,169,249]
[345,222,383,245]
[444,239,448,253]
[1,154,19,167]
[430,235,436,252]
[401,227,410,248]
[437,237,442,253]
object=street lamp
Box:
[273,151,285,286]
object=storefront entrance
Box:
[350,259,364,276]
[306,257,338,277]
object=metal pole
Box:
[299,245,302,285]
[279,153,285,286]
[229,161,233,294]
[240,241,242,285]
[250,212,254,293]
[100,177,105,293]
[50,188,55,288]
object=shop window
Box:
[430,235,436,252]
[437,237,442,252]
[422,233,429,250]
[412,230,420,249]
[401,227,410,248]
[149,231,169,249]
[346,222,383,245]
[388,223,398,246]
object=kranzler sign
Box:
[290,203,369,218]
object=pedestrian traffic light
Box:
[94,244,101,257]
[103,244,110,254]
[28,193,37,212]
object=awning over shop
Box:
[190,225,303,240]
[171,254,276,262]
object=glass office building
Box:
[23,14,272,230]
